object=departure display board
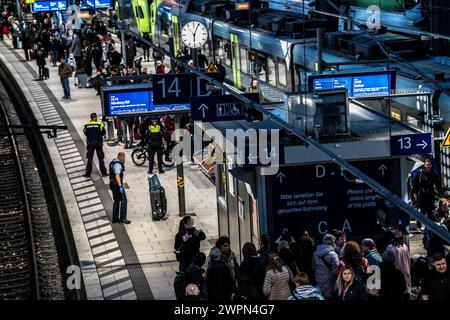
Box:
[309,71,395,98]
[31,1,67,12]
[102,84,190,117]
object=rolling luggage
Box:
[148,174,167,221]
[150,185,167,221]
[77,73,88,88]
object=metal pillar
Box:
[121,29,127,66]
[316,28,323,73]
[175,116,186,216]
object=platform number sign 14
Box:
[152,74,190,105]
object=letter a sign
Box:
[442,128,450,148]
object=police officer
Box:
[146,117,165,174]
[109,152,130,224]
[83,112,108,178]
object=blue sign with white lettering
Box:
[31,1,67,12]
[102,84,190,117]
[191,94,259,122]
[81,0,112,9]
[390,133,432,156]
[109,90,150,116]
[309,71,395,97]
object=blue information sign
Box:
[309,71,395,97]
[191,94,259,122]
[31,1,67,12]
[81,0,112,9]
[390,132,432,156]
[102,84,190,117]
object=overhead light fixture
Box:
[235,2,249,10]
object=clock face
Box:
[181,21,208,49]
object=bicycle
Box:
[131,141,175,168]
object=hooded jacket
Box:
[288,285,324,300]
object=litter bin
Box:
[149,174,167,221]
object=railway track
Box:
[0,85,65,300]
[0,90,39,299]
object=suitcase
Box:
[77,73,88,88]
[43,66,49,79]
[150,185,167,221]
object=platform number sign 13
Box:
[152,74,191,105]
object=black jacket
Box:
[421,268,450,301]
[186,263,207,299]
[235,256,266,300]
[174,227,206,267]
[206,260,234,301]
[334,281,369,301]
[380,262,407,300]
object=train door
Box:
[230,33,241,88]
[150,0,162,42]
[171,15,180,55]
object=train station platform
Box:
[0,39,218,300]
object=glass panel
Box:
[267,58,276,86]
[240,48,248,74]
[278,61,287,87]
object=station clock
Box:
[180,21,208,49]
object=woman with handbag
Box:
[174,216,206,273]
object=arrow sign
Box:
[198,104,208,118]
[191,93,259,122]
[416,140,428,149]
[276,172,286,183]
[378,164,387,176]
[390,132,432,156]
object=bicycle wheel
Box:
[131,147,147,166]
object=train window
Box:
[136,6,144,19]
[277,61,287,87]
[225,43,231,66]
[267,58,276,86]
[390,108,402,121]
[240,48,248,74]
[258,57,267,82]
[406,115,420,128]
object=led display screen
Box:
[102,85,190,117]
[31,1,67,12]
[309,71,395,98]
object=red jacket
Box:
[156,64,165,74]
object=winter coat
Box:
[186,263,207,300]
[279,248,300,276]
[205,260,234,301]
[288,285,324,300]
[312,244,339,299]
[387,242,411,293]
[174,227,206,270]
[70,35,82,57]
[36,47,46,66]
[235,256,266,300]
[258,246,270,270]
[365,249,383,266]
[334,281,369,301]
[58,62,73,79]
[380,262,407,301]
[263,266,292,300]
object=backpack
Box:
[174,271,187,300]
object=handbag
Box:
[174,243,183,262]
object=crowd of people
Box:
[174,220,450,301]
